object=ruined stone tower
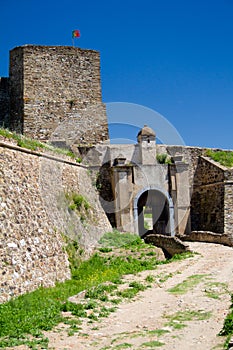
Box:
[8,45,109,144]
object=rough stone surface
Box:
[180,231,233,247]
[0,77,9,128]
[191,156,225,233]
[144,234,190,257]
[8,45,109,144]
[0,138,111,303]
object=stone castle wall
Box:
[7,45,109,144]
[0,77,10,128]
[224,169,233,234]
[190,156,226,233]
[0,138,111,303]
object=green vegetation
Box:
[167,274,208,294]
[66,192,90,212]
[164,309,212,330]
[144,212,152,218]
[0,231,194,348]
[62,236,84,274]
[219,294,233,348]
[145,275,155,283]
[204,281,229,300]
[146,329,170,337]
[0,127,80,161]
[157,272,174,283]
[156,153,172,164]
[206,150,233,167]
[98,230,144,249]
[116,282,146,299]
[141,340,165,348]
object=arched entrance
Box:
[134,187,175,237]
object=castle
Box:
[0,45,233,301]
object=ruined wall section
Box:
[9,45,109,144]
[190,156,225,233]
[0,139,111,303]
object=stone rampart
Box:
[0,139,111,303]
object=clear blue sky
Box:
[1,0,233,149]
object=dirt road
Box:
[45,242,233,350]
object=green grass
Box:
[204,281,229,300]
[219,294,233,349]
[98,230,144,249]
[66,192,90,212]
[116,282,146,299]
[0,231,194,348]
[146,329,170,337]
[0,127,79,160]
[206,150,233,167]
[164,309,212,330]
[141,340,165,347]
[157,272,174,283]
[167,274,208,294]
[145,275,155,283]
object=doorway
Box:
[135,188,174,237]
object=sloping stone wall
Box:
[0,139,111,303]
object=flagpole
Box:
[72,30,80,48]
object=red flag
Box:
[72,30,81,38]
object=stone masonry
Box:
[0,137,111,303]
[0,77,9,128]
[7,45,109,144]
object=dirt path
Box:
[43,242,233,349]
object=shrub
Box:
[156,153,172,164]
[66,192,90,212]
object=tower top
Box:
[137,125,156,143]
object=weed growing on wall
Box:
[65,192,90,216]
[156,153,172,164]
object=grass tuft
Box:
[206,150,233,167]
[167,274,208,294]
[0,127,79,160]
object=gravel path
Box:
[43,242,233,350]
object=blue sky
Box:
[0,0,233,148]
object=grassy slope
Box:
[0,232,193,348]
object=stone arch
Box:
[133,186,175,237]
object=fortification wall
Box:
[0,139,111,303]
[224,169,233,234]
[9,45,109,144]
[190,157,225,233]
[0,77,10,129]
